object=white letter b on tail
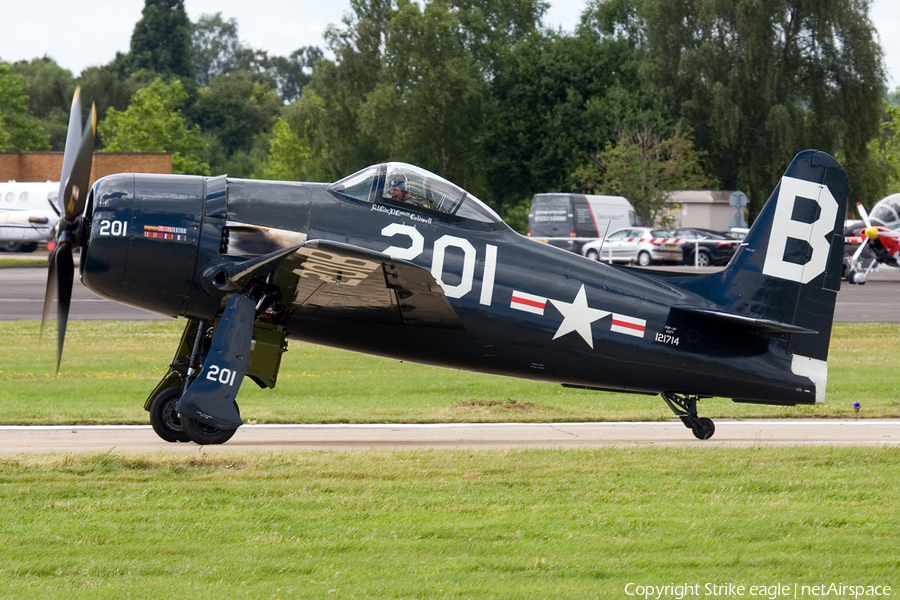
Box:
[762,176,838,284]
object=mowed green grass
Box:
[0,258,47,268]
[1,448,898,599]
[2,322,899,598]
[0,321,898,424]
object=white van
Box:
[527,193,640,253]
[0,181,59,252]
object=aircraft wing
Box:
[269,240,464,329]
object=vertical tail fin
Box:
[693,150,848,362]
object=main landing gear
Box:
[145,302,288,445]
[661,392,716,440]
[148,385,237,444]
[146,318,238,445]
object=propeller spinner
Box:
[41,87,97,372]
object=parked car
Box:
[582,227,682,266]
[672,228,739,266]
[723,227,749,240]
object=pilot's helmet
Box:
[388,173,408,192]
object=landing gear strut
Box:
[176,317,238,445]
[662,392,715,440]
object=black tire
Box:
[585,249,599,261]
[181,415,238,445]
[149,387,190,443]
[691,417,715,440]
[637,251,652,267]
[696,250,712,267]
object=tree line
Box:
[1,0,897,231]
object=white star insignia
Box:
[549,285,610,348]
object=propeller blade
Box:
[849,237,868,265]
[44,89,95,373]
[58,88,84,215]
[61,103,97,220]
[40,241,75,373]
[40,246,60,341]
[54,241,75,373]
[856,202,872,229]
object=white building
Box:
[665,190,741,230]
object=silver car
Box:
[582,227,682,266]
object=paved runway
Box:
[2,262,899,322]
[2,420,898,454]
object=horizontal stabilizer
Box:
[672,306,817,335]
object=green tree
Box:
[0,62,50,151]
[130,0,195,80]
[191,13,322,103]
[306,0,544,196]
[98,78,209,175]
[191,13,241,87]
[357,0,495,188]
[483,30,653,216]
[76,58,152,124]
[573,124,714,227]
[188,71,281,157]
[11,57,76,150]
[866,89,900,200]
[305,0,394,179]
[11,57,74,118]
[260,118,312,180]
[276,89,331,181]
[0,113,8,150]
[584,0,886,219]
[265,47,324,104]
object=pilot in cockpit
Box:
[388,173,413,203]
[388,172,438,210]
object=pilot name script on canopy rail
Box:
[624,582,893,600]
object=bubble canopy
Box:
[870,193,900,228]
[327,162,502,224]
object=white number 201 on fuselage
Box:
[380,223,497,305]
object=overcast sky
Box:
[1,0,898,87]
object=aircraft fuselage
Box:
[81,172,819,406]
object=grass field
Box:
[0,257,47,268]
[1,448,898,599]
[2,321,899,598]
[0,321,898,425]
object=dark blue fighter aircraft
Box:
[44,90,848,444]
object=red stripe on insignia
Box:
[512,296,545,309]
[612,318,644,332]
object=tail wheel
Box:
[149,387,190,443]
[637,251,652,266]
[691,417,715,440]
[586,249,599,261]
[662,392,715,440]
[181,415,238,445]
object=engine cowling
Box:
[81,173,205,318]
